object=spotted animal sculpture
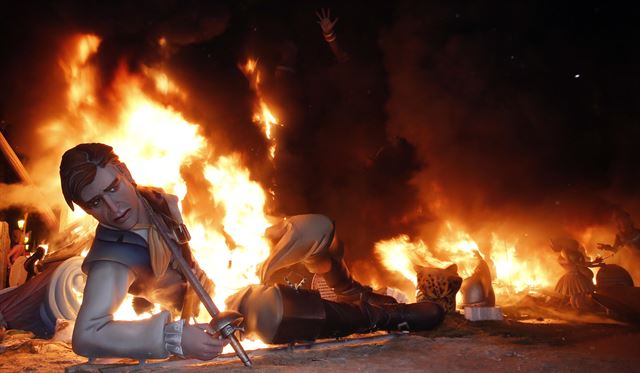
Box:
[415,263,462,313]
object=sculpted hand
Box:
[316,8,338,35]
[594,256,604,263]
[596,243,616,252]
[181,323,228,360]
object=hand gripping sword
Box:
[138,193,253,367]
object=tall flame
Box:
[59,34,100,111]
[39,35,274,345]
[240,58,281,160]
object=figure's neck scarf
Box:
[133,223,171,278]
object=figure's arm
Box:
[316,8,349,62]
[597,237,620,253]
[6,247,14,267]
[74,252,225,360]
[72,261,172,360]
[585,256,604,267]
[7,244,24,266]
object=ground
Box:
[1,299,639,373]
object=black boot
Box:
[228,284,445,344]
[314,239,398,305]
[319,299,445,338]
[359,301,446,332]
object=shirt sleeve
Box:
[72,260,171,360]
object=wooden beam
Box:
[64,333,401,372]
[0,131,57,228]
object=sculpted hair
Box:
[59,143,119,210]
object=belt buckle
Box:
[173,223,191,244]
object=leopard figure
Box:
[415,263,462,313]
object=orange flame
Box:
[38,35,273,347]
[375,235,450,287]
[376,221,556,306]
[240,58,281,160]
[58,34,100,111]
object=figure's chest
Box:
[129,267,187,315]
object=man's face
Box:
[79,163,142,230]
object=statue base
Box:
[463,306,503,321]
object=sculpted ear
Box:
[413,263,426,273]
[445,263,458,273]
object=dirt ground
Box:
[1,302,639,373]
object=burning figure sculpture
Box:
[597,209,640,253]
[60,143,444,362]
[550,238,602,310]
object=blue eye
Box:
[91,199,102,208]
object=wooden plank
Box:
[0,221,9,288]
[64,333,403,372]
[0,131,57,228]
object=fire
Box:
[375,235,449,287]
[376,221,555,306]
[240,58,281,160]
[142,66,185,98]
[187,155,272,307]
[58,34,100,111]
[242,58,258,76]
[38,34,274,347]
[434,222,481,276]
[490,234,551,296]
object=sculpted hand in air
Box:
[316,8,338,37]
[315,8,349,62]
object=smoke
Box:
[378,1,640,285]
[0,183,47,211]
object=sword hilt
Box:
[209,311,251,367]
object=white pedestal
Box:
[463,306,504,321]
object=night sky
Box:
[1,1,639,285]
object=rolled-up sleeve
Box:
[72,260,170,360]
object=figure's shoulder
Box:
[138,186,178,206]
[138,186,182,223]
[138,186,166,201]
[82,225,151,277]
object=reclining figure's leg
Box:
[259,214,396,305]
[226,284,445,344]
